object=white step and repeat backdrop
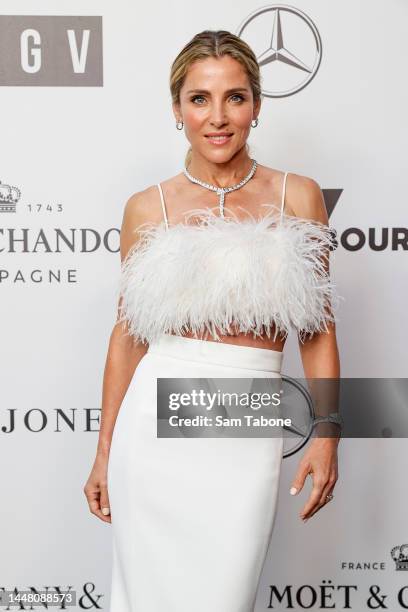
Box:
[1,1,407,610]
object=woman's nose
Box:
[208,102,228,126]
[209,112,227,127]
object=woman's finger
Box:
[84,484,112,523]
[100,484,111,518]
[317,471,337,506]
[306,472,337,520]
[290,461,312,496]
[300,472,329,520]
[303,471,337,521]
[307,485,335,520]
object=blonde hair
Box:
[170,30,261,168]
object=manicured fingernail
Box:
[102,507,110,516]
[290,487,298,495]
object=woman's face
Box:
[174,55,261,164]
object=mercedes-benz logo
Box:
[236,4,323,97]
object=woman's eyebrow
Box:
[186,87,250,94]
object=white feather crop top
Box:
[117,172,342,345]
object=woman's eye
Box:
[191,94,245,104]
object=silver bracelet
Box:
[312,413,343,429]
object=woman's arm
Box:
[97,313,148,457]
[98,190,153,454]
[83,190,152,523]
[299,320,341,442]
[286,175,341,522]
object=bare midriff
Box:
[170,322,286,353]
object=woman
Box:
[84,30,341,612]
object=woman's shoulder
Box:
[262,165,327,224]
[123,173,184,225]
[289,173,328,225]
[122,185,160,226]
[119,182,167,262]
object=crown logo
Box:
[0,180,21,213]
[391,544,408,570]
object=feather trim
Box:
[117,204,343,345]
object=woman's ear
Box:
[253,96,262,120]
[172,102,181,122]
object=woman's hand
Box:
[290,436,339,522]
[83,451,112,523]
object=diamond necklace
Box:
[183,158,258,218]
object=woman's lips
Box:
[205,134,233,146]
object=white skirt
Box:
[107,333,284,612]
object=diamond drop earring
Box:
[176,119,184,130]
[251,118,259,128]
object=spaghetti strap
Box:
[157,183,169,230]
[280,171,289,221]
